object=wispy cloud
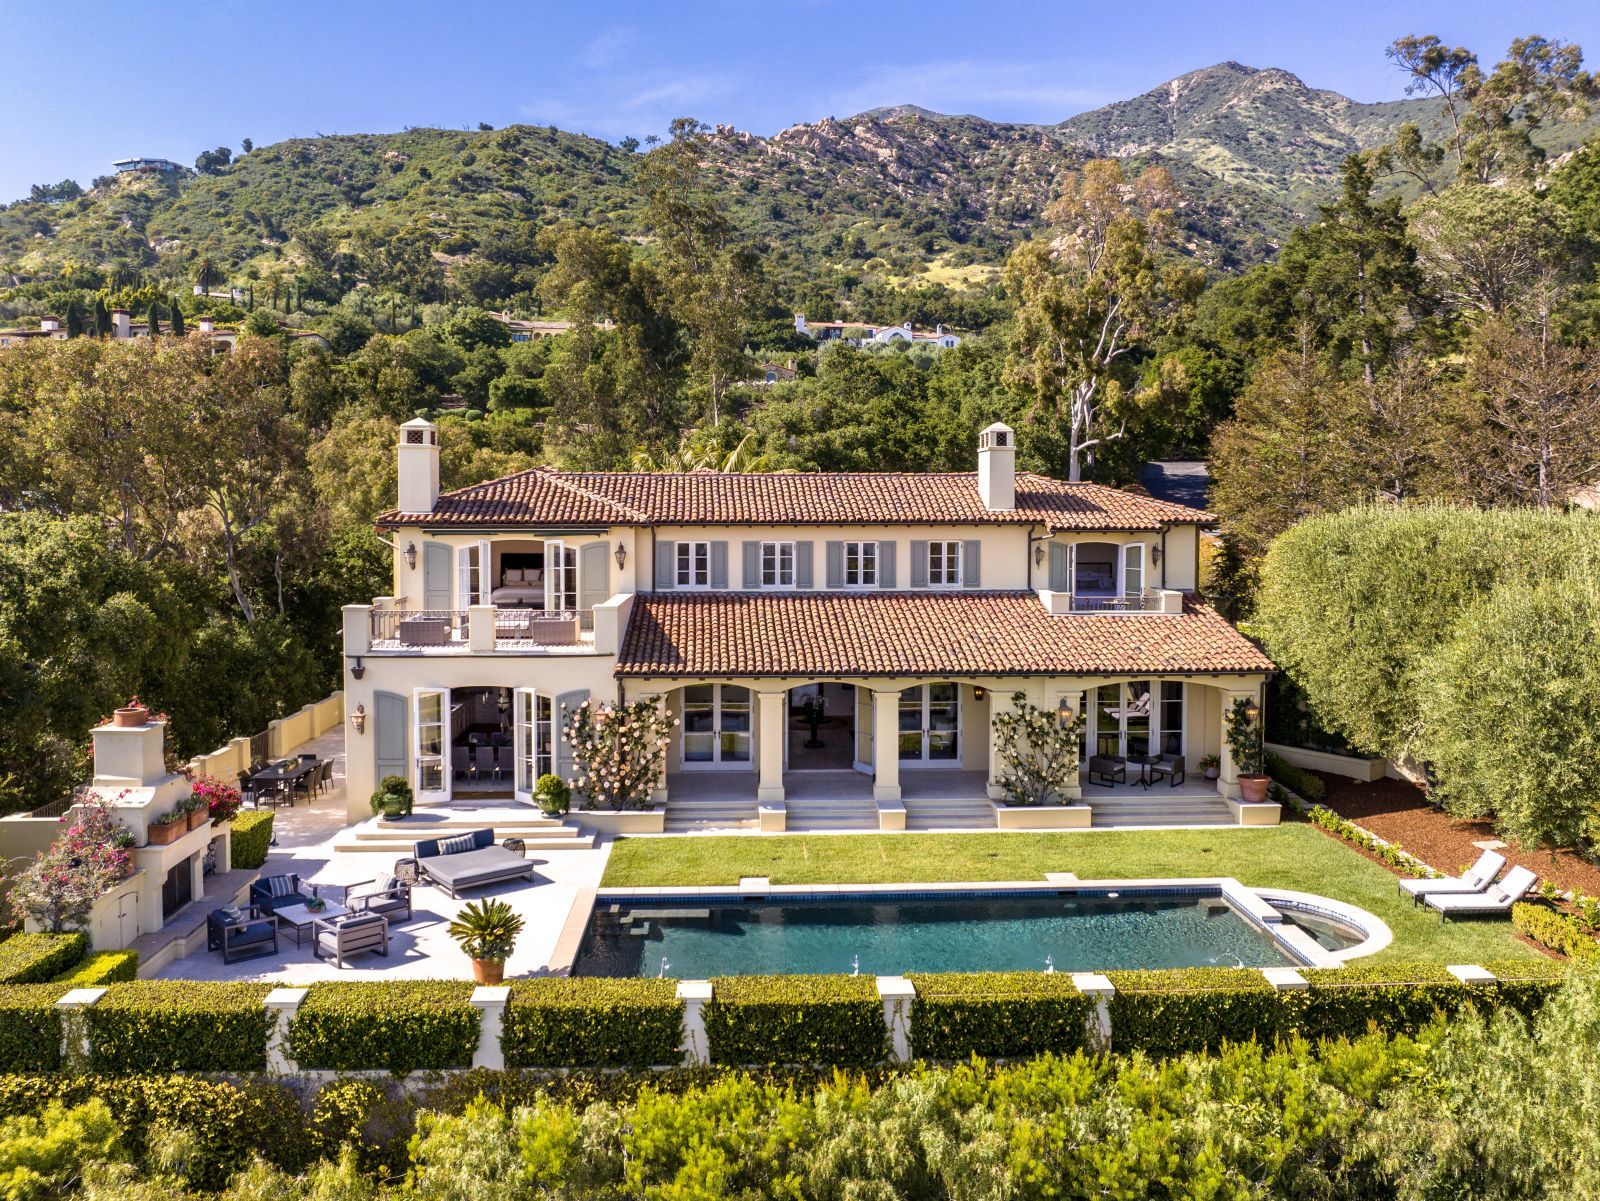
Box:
[518,71,739,142]
[820,60,1120,122]
[580,28,635,70]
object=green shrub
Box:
[0,986,68,1071]
[85,982,272,1072]
[1512,902,1600,962]
[230,810,275,869]
[1306,805,1437,877]
[53,950,138,986]
[503,978,682,1067]
[0,1074,309,1189]
[1107,968,1283,1055]
[1264,750,1325,802]
[1297,961,1483,1039]
[1477,958,1571,1018]
[309,1078,415,1180]
[909,971,1091,1060]
[705,975,886,1066]
[0,934,87,984]
[288,981,480,1071]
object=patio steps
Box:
[1087,794,1237,829]
[331,811,596,854]
[902,796,998,831]
[664,799,760,832]
[784,796,879,832]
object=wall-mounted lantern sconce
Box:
[973,686,987,702]
[404,542,417,571]
[350,656,365,681]
[1243,698,1261,726]
[614,542,627,571]
[1033,543,1045,567]
[1057,697,1077,729]
[1151,545,1162,566]
[350,704,367,735]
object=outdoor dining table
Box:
[248,760,318,806]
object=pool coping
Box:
[576,876,1390,972]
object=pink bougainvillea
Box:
[9,793,136,933]
[188,774,241,824]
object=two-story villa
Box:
[340,419,1274,830]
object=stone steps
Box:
[1087,795,1237,829]
[332,812,596,854]
[902,797,998,831]
[664,799,761,832]
[784,797,879,832]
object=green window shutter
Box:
[710,542,729,589]
[742,541,761,589]
[1048,543,1069,592]
[825,542,844,589]
[963,540,981,588]
[374,691,407,785]
[554,690,590,783]
[910,541,929,588]
[655,541,675,590]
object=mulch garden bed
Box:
[1314,772,1600,898]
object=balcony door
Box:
[898,683,961,766]
[512,687,553,803]
[413,687,449,804]
[544,541,578,613]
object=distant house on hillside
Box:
[112,157,184,174]
[793,314,960,349]
[745,360,799,387]
[0,315,69,348]
[490,312,616,343]
[105,310,330,351]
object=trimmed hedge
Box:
[0,933,87,984]
[85,982,272,1073]
[1264,751,1325,802]
[230,810,275,869]
[0,1074,309,1190]
[53,950,139,986]
[288,981,480,1071]
[0,986,69,1072]
[1107,968,1281,1055]
[1512,901,1600,962]
[705,975,887,1066]
[504,978,683,1068]
[909,971,1092,1060]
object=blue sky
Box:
[5,0,1600,203]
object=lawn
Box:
[602,824,1541,966]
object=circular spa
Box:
[571,880,1390,978]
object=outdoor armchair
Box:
[250,873,315,913]
[347,875,413,923]
[207,904,279,964]
[312,913,390,968]
[1398,849,1506,905]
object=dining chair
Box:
[290,767,316,806]
[316,760,335,794]
[474,745,497,781]
[453,747,473,780]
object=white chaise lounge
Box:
[1398,849,1507,905]
[1423,865,1537,922]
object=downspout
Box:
[1159,527,1168,591]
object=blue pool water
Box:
[573,891,1296,977]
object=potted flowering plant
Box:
[147,808,187,846]
[189,774,241,825]
[447,899,526,984]
[1198,753,1221,781]
[112,696,150,728]
[10,795,135,932]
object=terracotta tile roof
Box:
[615,591,1274,678]
[378,470,1213,531]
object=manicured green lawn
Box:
[602,823,1540,966]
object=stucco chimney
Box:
[397,417,440,514]
[977,422,1016,512]
[111,308,131,339]
[197,315,215,333]
[39,315,60,333]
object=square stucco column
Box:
[651,692,670,805]
[757,690,786,804]
[1218,688,1255,800]
[986,691,1010,800]
[871,689,902,802]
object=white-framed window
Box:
[760,541,795,588]
[675,541,711,589]
[681,684,752,766]
[928,540,962,586]
[844,541,877,587]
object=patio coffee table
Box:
[275,901,349,947]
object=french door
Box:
[512,687,553,802]
[1093,681,1184,759]
[898,683,961,764]
[413,687,449,804]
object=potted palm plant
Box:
[447,899,526,984]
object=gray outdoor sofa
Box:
[412,828,535,898]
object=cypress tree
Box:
[92,297,111,337]
[147,298,160,336]
[63,296,84,338]
[168,296,185,337]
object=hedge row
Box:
[86,982,273,1073]
[53,950,139,986]
[503,978,683,1068]
[1264,751,1326,802]
[1512,902,1600,962]
[1305,805,1439,878]
[909,971,1092,1060]
[0,934,87,984]
[1106,960,1570,1055]
[0,986,68,1072]
[287,981,480,1071]
[705,975,887,1066]
[230,810,275,870]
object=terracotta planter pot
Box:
[471,958,506,985]
[1238,774,1271,804]
[112,706,149,728]
[147,819,185,846]
[187,808,210,831]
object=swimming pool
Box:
[573,885,1303,977]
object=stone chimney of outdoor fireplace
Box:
[977,422,1016,512]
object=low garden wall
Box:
[1,960,1569,1076]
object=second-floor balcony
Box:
[346,595,634,658]
[1037,588,1187,616]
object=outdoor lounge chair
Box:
[250,873,315,914]
[312,913,390,968]
[1424,865,1537,922]
[414,828,536,898]
[207,904,279,964]
[1087,754,1127,787]
[1148,754,1186,787]
[347,875,414,924]
[1398,849,1506,905]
